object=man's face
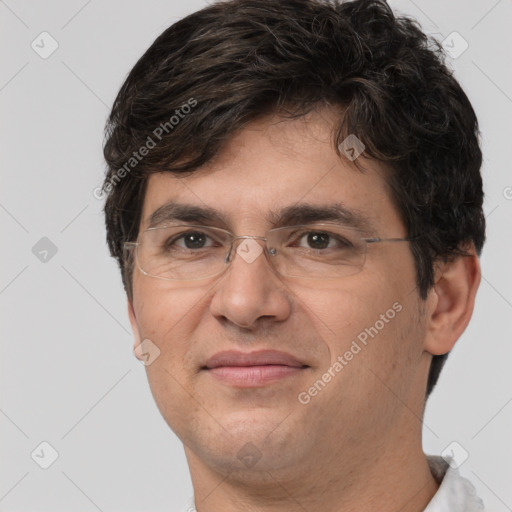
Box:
[128,109,432,479]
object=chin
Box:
[192,412,307,473]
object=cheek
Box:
[298,277,424,422]
[132,278,208,356]
[292,269,422,393]
[291,274,395,351]
[131,281,211,432]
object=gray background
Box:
[1,0,511,510]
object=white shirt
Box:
[424,455,485,511]
[177,455,485,511]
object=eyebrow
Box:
[146,201,376,234]
[270,203,375,234]
[147,202,228,229]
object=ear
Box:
[128,299,144,361]
[423,245,481,356]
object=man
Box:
[101,0,486,510]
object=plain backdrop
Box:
[1,0,511,511]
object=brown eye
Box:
[293,230,352,250]
[165,231,214,251]
[306,232,330,249]
[182,232,208,249]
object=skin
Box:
[127,107,481,512]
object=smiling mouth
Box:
[202,350,310,387]
[204,364,308,387]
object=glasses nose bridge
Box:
[232,234,267,243]
[225,234,271,265]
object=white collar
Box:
[424,455,485,511]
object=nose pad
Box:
[220,237,287,286]
[225,236,268,266]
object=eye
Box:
[294,230,353,250]
[168,231,216,250]
[304,232,331,250]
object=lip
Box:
[204,349,307,369]
[202,350,309,387]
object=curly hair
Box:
[102,0,485,397]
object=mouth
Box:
[202,350,310,387]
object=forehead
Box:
[140,110,402,234]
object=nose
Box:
[208,237,293,329]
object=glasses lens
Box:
[267,224,367,278]
[137,225,230,280]
[135,223,368,281]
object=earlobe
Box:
[424,247,481,356]
[127,300,143,360]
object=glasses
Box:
[123,223,415,281]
